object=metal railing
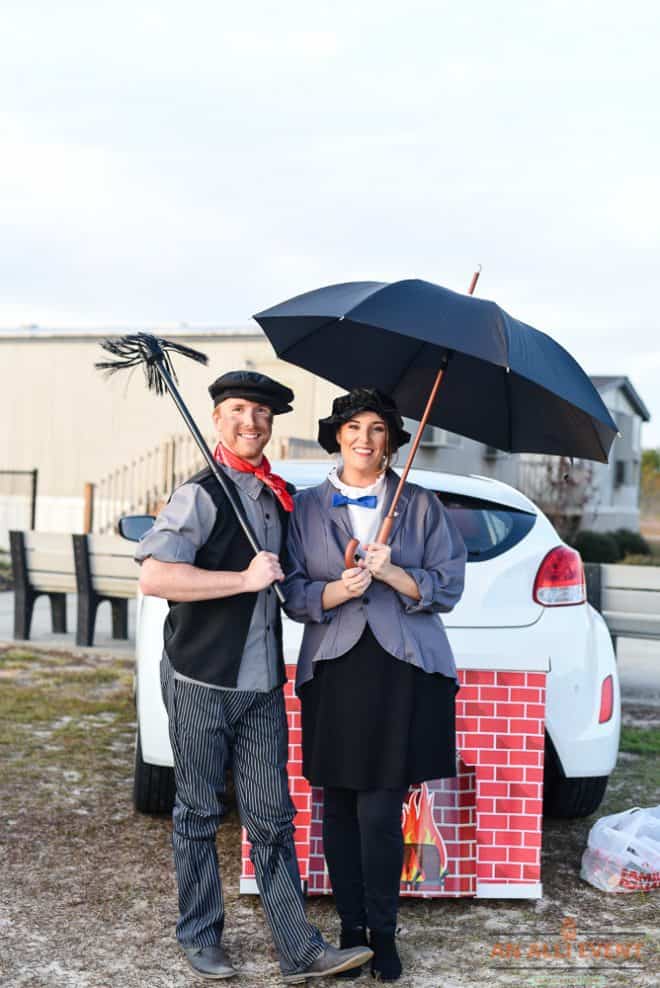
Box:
[90,435,206,534]
[88,434,328,534]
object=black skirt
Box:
[299,625,459,791]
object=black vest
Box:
[163,467,292,688]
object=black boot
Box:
[336,926,368,979]
[369,931,402,981]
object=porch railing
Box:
[88,434,327,534]
[89,435,206,534]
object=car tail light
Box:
[533,545,586,606]
[598,675,614,723]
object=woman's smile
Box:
[337,411,388,484]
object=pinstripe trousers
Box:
[161,656,325,975]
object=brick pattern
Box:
[241,666,546,897]
[459,669,545,887]
[306,763,477,897]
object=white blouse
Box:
[327,463,387,557]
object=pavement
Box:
[0,590,658,701]
[0,589,136,656]
[614,637,660,705]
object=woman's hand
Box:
[341,563,372,597]
[363,543,421,600]
[321,564,372,609]
[363,543,395,582]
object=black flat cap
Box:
[208,370,294,414]
[318,387,411,453]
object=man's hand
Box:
[363,543,395,582]
[242,551,284,593]
[341,564,372,598]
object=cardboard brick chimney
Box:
[241,655,549,899]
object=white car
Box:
[122,461,620,820]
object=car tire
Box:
[133,728,175,815]
[543,735,609,818]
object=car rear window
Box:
[437,493,536,562]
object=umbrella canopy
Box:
[254,278,618,463]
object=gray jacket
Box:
[283,470,467,693]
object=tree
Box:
[641,448,660,520]
[642,448,660,472]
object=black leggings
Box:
[322,786,408,935]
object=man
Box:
[136,370,371,982]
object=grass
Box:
[1,647,659,987]
[619,725,660,756]
[0,682,132,724]
[0,647,51,668]
[0,649,135,788]
[47,666,122,687]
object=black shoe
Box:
[336,927,368,979]
[369,931,402,982]
[282,944,374,984]
[182,944,237,980]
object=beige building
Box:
[0,327,339,546]
[1,327,649,548]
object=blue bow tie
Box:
[332,492,378,509]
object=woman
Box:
[283,388,467,981]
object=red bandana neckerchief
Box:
[214,442,294,513]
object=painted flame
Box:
[400,783,448,886]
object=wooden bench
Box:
[9,531,76,640]
[585,562,660,653]
[72,534,139,646]
[10,530,139,646]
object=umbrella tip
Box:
[467,266,482,295]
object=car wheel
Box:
[133,727,175,815]
[543,735,609,818]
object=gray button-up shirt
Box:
[283,471,467,694]
[135,463,282,692]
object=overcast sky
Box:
[2,0,659,443]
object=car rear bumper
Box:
[447,604,620,779]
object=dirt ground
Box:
[0,644,658,988]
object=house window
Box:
[419,425,462,448]
[614,460,626,487]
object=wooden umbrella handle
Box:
[344,536,360,568]
[344,513,395,568]
[342,267,481,570]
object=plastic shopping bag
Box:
[580,805,660,892]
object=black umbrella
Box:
[254,276,619,561]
